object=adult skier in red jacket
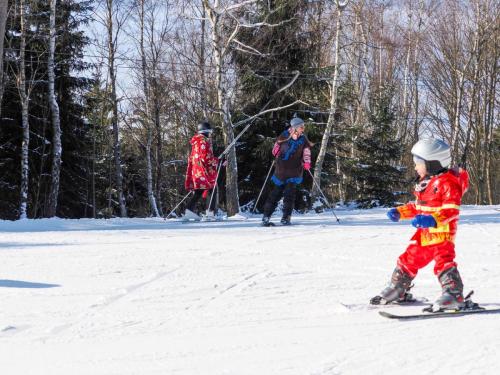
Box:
[371,138,469,311]
[184,121,220,220]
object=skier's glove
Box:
[387,208,400,222]
[411,214,437,228]
[272,142,280,157]
[303,162,311,171]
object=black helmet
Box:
[197,121,213,134]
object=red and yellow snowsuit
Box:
[396,168,469,277]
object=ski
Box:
[180,218,201,223]
[181,218,224,224]
[261,222,296,227]
[261,221,276,227]
[379,307,500,320]
[368,297,429,308]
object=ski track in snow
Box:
[48,266,182,337]
[184,270,270,311]
[0,206,499,375]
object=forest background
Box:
[0,0,498,220]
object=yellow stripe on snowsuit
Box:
[415,204,460,212]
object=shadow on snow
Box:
[0,280,61,288]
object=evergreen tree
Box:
[0,0,94,219]
[353,87,405,207]
[231,0,319,212]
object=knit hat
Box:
[290,117,305,129]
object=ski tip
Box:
[378,311,397,319]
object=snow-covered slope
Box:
[1,206,499,375]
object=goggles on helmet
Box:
[413,155,426,165]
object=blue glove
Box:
[411,214,437,228]
[387,208,400,222]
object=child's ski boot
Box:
[370,267,414,305]
[429,267,466,312]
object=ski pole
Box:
[307,169,340,223]
[252,159,275,214]
[165,190,194,220]
[207,158,225,214]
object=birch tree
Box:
[201,0,303,215]
[311,0,349,199]
[17,0,30,219]
[0,0,8,113]
[137,0,160,217]
[46,0,62,217]
[201,0,240,215]
[92,0,129,217]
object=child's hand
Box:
[411,214,437,228]
[387,208,400,222]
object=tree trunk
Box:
[19,0,29,219]
[139,0,160,217]
[485,39,497,205]
[400,2,412,144]
[0,0,8,115]
[200,4,208,118]
[33,121,49,218]
[153,83,163,215]
[215,43,239,215]
[106,0,127,217]
[312,5,344,199]
[204,0,240,215]
[47,0,62,218]
[412,11,422,142]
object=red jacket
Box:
[185,134,218,190]
[397,168,469,246]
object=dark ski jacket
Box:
[271,130,312,186]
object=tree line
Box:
[0,0,498,220]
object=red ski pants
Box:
[397,241,457,278]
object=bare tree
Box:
[201,0,241,215]
[95,0,129,217]
[311,0,349,199]
[201,0,299,215]
[46,0,62,217]
[0,0,8,114]
[17,0,30,219]
[137,0,159,217]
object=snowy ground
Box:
[1,206,499,375]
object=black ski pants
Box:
[262,182,297,218]
[186,189,216,213]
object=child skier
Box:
[370,138,469,311]
[261,117,313,226]
[184,121,220,220]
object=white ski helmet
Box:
[411,138,451,173]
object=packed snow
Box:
[1,206,499,375]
